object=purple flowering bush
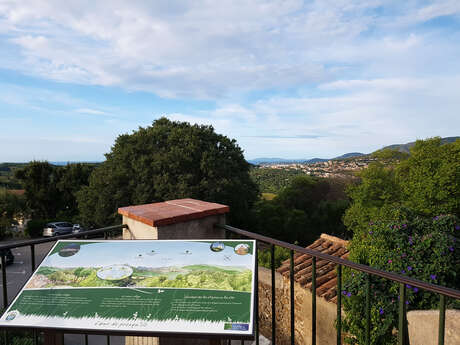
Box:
[342,209,460,345]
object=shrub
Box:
[258,245,291,269]
[342,210,460,345]
[25,219,49,238]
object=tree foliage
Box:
[0,188,26,238]
[251,175,350,246]
[15,161,60,219]
[15,162,94,221]
[77,118,258,227]
[344,137,460,233]
[250,167,305,193]
[343,137,460,344]
[342,211,460,345]
[396,137,460,216]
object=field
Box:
[28,264,252,292]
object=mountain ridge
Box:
[248,136,459,164]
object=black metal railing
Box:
[1,222,459,345]
[217,225,460,345]
[0,224,127,345]
[218,224,460,345]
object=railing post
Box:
[438,294,446,345]
[255,241,259,345]
[336,265,342,345]
[365,274,370,345]
[312,257,316,345]
[30,245,36,271]
[398,283,407,345]
[271,244,276,345]
[289,250,295,345]
[1,255,7,309]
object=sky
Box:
[1,0,459,162]
[44,241,254,269]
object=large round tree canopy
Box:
[77,117,258,228]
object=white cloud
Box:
[1,1,459,161]
[198,75,460,158]
[3,1,454,99]
[75,108,109,116]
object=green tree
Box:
[342,211,460,345]
[251,175,350,245]
[342,137,460,344]
[343,162,401,234]
[344,137,460,234]
[77,118,258,227]
[15,161,60,219]
[249,167,305,193]
[396,137,460,216]
[15,161,94,224]
[0,189,26,238]
[56,163,95,220]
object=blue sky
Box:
[1,1,459,161]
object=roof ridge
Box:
[319,233,348,247]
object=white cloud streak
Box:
[0,1,459,160]
[2,1,457,99]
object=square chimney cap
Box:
[118,198,229,227]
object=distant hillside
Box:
[0,163,28,189]
[248,158,308,165]
[248,137,459,165]
[333,152,365,160]
[248,154,358,165]
[380,136,459,154]
[50,161,102,166]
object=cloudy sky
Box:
[1,0,459,161]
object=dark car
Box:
[0,248,14,266]
[43,222,74,237]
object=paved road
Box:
[1,240,55,307]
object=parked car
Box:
[42,222,74,237]
[0,248,14,266]
[72,224,96,238]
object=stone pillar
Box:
[118,198,229,345]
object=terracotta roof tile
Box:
[118,198,229,227]
[277,233,349,304]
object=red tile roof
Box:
[7,189,25,196]
[277,234,349,304]
[118,198,229,227]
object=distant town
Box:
[255,155,376,179]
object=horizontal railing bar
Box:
[0,325,255,340]
[218,224,460,299]
[0,224,127,251]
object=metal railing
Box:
[0,223,459,345]
[0,224,127,345]
[218,224,460,345]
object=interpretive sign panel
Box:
[0,240,256,336]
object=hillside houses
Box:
[262,156,377,178]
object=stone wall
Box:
[258,267,339,345]
[407,309,460,345]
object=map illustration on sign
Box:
[0,240,256,336]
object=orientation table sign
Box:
[0,240,256,336]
